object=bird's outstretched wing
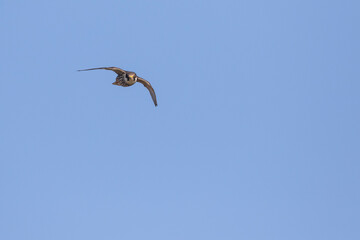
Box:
[137,77,158,107]
[78,67,126,75]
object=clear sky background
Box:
[1,0,359,239]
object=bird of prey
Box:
[78,66,157,106]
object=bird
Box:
[78,66,157,106]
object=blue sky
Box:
[1,0,359,239]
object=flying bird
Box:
[78,67,157,106]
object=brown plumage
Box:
[78,67,157,106]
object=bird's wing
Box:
[78,67,126,75]
[137,77,158,106]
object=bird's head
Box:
[124,71,138,85]
[127,72,137,80]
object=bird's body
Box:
[113,72,136,87]
[78,67,157,106]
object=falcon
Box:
[78,67,157,106]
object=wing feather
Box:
[78,67,126,75]
[137,77,158,107]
